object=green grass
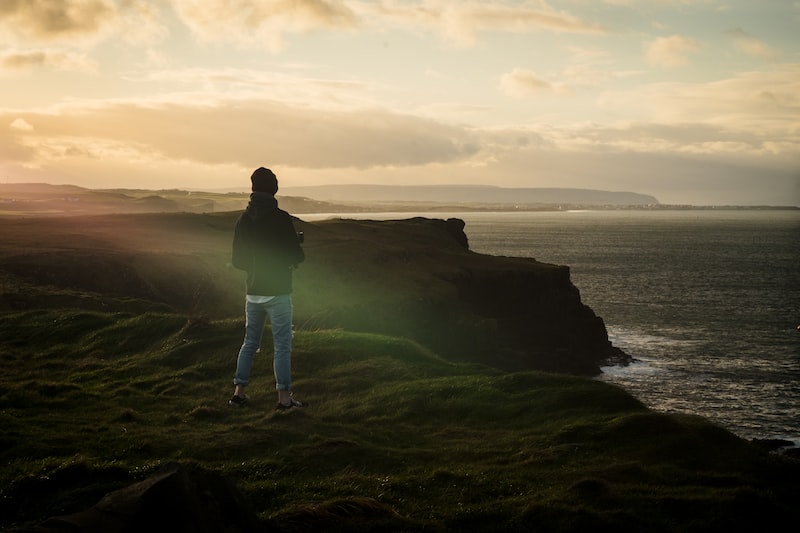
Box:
[1,310,798,531]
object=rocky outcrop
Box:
[15,463,268,533]
[293,216,628,375]
[450,261,625,375]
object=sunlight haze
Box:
[1,0,798,205]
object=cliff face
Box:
[293,217,627,375]
[449,262,623,375]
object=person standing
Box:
[229,167,306,411]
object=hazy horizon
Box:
[1,1,798,207]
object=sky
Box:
[1,1,798,206]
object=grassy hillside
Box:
[1,310,798,531]
[1,210,798,530]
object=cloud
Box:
[646,35,701,68]
[0,1,606,58]
[0,97,480,171]
[629,64,800,137]
[6,78,795,187]
[365,0,605,46]
[0,0,116,42]
[10,118,34,131]
[168,1,604,51]
[2,89,796,204]
[484,146,799,206]
[726,28,778,60]
[549,121,796,160]
[499,61,631,98]
[0,49,96,72]
[500,68,554,96]
[170,0,358,52]
[0,0,168,46]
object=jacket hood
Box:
[245,192,278,220]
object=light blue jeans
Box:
[233,294,293,391]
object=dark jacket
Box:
[231,192,305,296]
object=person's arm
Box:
[231,216,251,271]
[285,217,305,267]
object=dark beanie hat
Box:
[251,167,278,194]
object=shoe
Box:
[275,395,305,412]
[228,394,250,407]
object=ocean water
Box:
[304,210,800,444]
[459,209,800,444]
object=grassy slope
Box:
[1,211,798,530]
[1,310,798,532]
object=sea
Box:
[303,209,800,445]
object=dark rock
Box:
[450,261,625,374]
[16,463,269,533]
[751,438,800,457]
[783,447,800,459]
[751,438,795,451]
[444,217,469,249]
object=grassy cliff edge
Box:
[0,212,798,531]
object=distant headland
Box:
[1,183,797,216]
[281,184,660,208]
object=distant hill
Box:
[0,182,659,216]
[0,183,338,215]
[282,184,660,207]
